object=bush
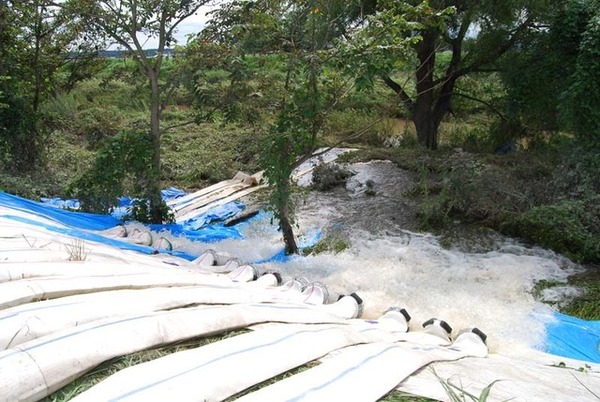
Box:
[302,234,349,255]
[323,109,383,145]
[162,123,266,188]
[552,141,600,200]
[504,197,600,262]
[68,130,154,213]
[0,93,43,172]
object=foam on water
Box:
[164,159,583,357]
[166,210,580,356]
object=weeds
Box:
[432,368,504,402]
[64,239,90,261]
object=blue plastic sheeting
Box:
[148,222,244,244]
[33,186,245,242]
[0,192,119,231]
[113,187,187,215]
[543,312,600,364]
[145,201,246,243]
[162,187,186,201]
[182,202,245,230]
[0,191,246,257]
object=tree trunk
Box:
[413,109,439,150]
[382,29,457,150]
[412,29,438,149]
[148,67,164,223]
[280,196,298,255]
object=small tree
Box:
[0,0,95,171]
[562,2,600,145]
[69,0,212,222]
[198,0,418,254]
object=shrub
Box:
[68,130,154,214]
[162,123,266,188]
[76,106,123,148]
[504,197,600,262]
[551,141,600,200]
[0,93,43,172]
[302,234,349,255]
[323,109,384,145]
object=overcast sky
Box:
[172,10,210,44]
[110,5,215,49]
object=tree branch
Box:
[163,118,198,132]
[454,91,507,121]
[380,75,414,112]
[454,16,534,79]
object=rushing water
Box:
[166,160,582,357]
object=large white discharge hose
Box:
[0,302,361,402]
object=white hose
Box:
[70,322,413,402]
[0,282,362,349]
[0,261,178,284]
[0,272,233,309]
[0,303,353,402]
[235,329,488,402]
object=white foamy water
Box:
[161,160,583,357]
[163,210,580,357]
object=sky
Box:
[144,6,214,49]
[109,5,215,50]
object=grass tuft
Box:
[64,239,90,261]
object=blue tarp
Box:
[543,312,600,364]
[1,192,119,231]
[39,197,81,210]
[180,202,245,230]
[0,191,246,258]
[34,189,246,242]
[161,187,186,200]
[148,222,244,244]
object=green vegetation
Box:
[303,234,350,255]
[310,162,354,192]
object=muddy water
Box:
[175,160,582,356]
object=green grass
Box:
[563,267,600,320]
[379,391,438,401]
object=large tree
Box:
[361,0,549,149]
[69,0,212,222]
